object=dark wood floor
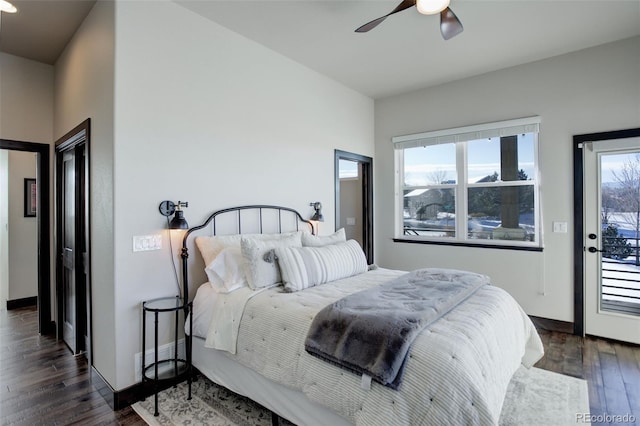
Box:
[1,306,144,425]
[1,306,639,425]
[534,327,640,426]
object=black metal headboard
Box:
[180,205,314,301]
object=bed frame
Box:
[180,205,330,425]
[180,205,314,301]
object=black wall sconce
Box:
[309,202,324,222]
[159,200,189,229]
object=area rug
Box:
[132,366,589,426]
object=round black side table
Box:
[142,296,193,416]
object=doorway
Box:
[574,128,640,344]
[0,139,52,335]
[55,120,90,357]
[335,150,373,264]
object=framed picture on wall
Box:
[24,178,36,217]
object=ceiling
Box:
[1,1,639,99]
[0,0,95,65]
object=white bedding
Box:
[190,267,544,425]
[190,282,217,339]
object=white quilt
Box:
[203,286,267,353]
[200,268,544,425]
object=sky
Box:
[340,134,638,185]
[601,152,639,184]
[404,133,536,186]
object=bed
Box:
[181,205,544,426]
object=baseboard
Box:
[6,296,37,310]
[91,365,199,411]
[90,366,116,409]
[529,315,574,334]
[90,366,143,410]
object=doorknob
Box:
[588,233,597,240]
[588,247,604,253]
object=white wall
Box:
[374,36,640,323]
[0,151,7,306]
[52,0,373,392]
[94,0,372,390]
[54,0,116,386]
[0,53,53,143]
[0,52,54,310]
[7,151,37,301]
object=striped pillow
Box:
[275,239,368,292]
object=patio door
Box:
[583,136,640,344]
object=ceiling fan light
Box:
[416,0,450,15]
[0,0,17,13]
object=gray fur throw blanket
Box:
[304,268,490,390]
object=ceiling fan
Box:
[355,0,463,40]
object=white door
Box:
[584,137,640,344]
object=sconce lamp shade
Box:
[169,209,188,229]
[310,202,324,222]
[159,200,189,229]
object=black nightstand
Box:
[142,296,193,416]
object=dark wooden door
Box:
[56,121,89,357]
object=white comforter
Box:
[194,268,544,425]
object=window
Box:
[393,117,541,249]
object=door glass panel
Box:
[64,160,75,247]
[600,151,640,315]
[62,153,76,352]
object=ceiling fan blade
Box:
[355,0,416,33]
[440,7,463,40]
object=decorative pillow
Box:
[301,228,346,247]
[241,233,303,290]
[205,247,247,293]
[275,239,368,292]
[195,231,301,266]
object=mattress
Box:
[190,267,544,425]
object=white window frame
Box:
[393,117,543,249]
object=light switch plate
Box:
[133,234,162,252]
[552,222,568,233]
[346,217,356,226]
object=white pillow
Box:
[195,231,302,266]
[275,239,368,292]
[301,228,346,247]
[204,247,247,293]
[241,233,302,289]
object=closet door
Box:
[56,125,89,357]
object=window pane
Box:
[403,188,456,238]
[467,185,535,241]
[467,134,535,183]
[404,144,456,186]
[339,159,359,179]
